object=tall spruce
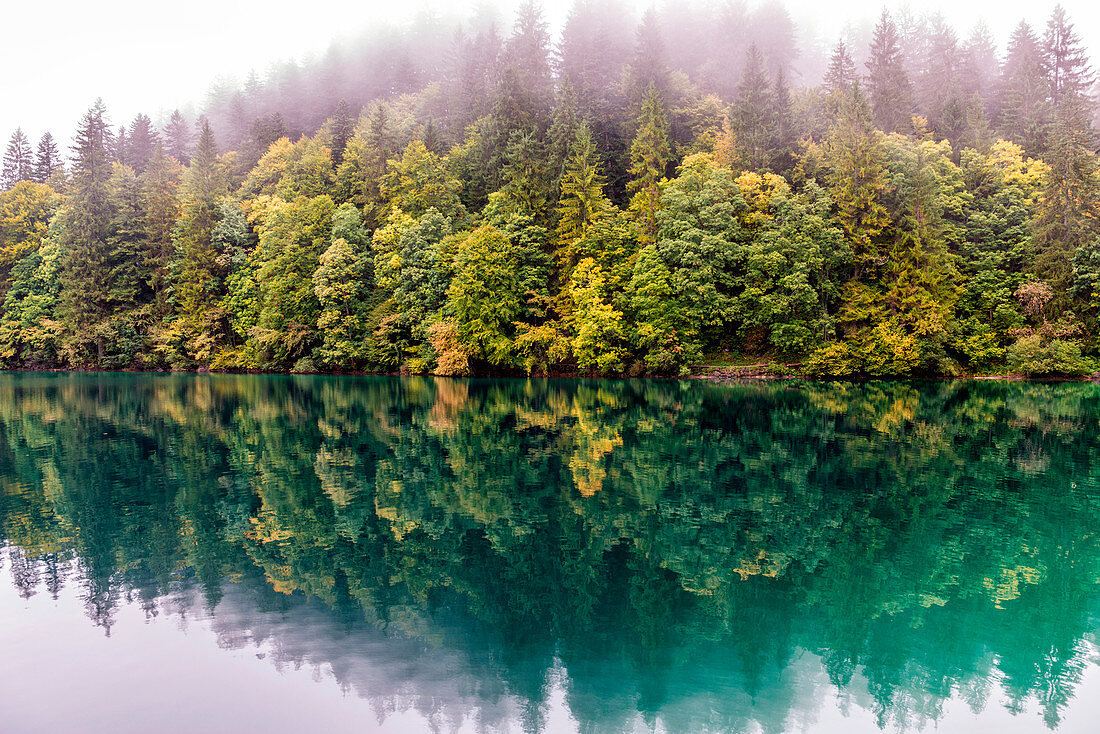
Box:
[731,44,774,170]
[2,129,34,190]
[866,10,912,133]
[172,118,227,355]
[628,85,672,243]
[998,21,1051,156]
[823,40,859,99]
[1043,5,1093,108]
[126,114,159,173]
[33,132,63,184]
[60,100,115,332]
[164,109,192,164]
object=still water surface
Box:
[1,373,1099,733]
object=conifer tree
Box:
[504,0,553,109]
[172,118,227,353]
[998,21,1052,156]
[823,88,890,280]
[2,129,34,190]
[556,125,610,264]
[770,68,796,172]
[1043,5,1093,108]
[330,99,355,166]
[140,143,181,313]
[866,11,912,133]
[33,133,63,184]
[628,85,672,243]
[731,44,774,170]
[59,100,116,344]
[164,109,192,164]
[823,40,858,98]
[547,79,581,194]
[126,114,159,173]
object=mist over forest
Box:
[1,0,1099,377]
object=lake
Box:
[1,373,1099,733]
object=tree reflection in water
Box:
[1,374,1099,732]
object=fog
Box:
[2,0,1097,149]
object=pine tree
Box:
[173,118,227,352]
[330,99,355,166]
[823,88,890,280]
[59,100,115,335]
[628,85,672,243]
[547,79,581,194]
[112,125,128,166]
[770,67,796,172]
[866,10,912,133]
[731,44,774,170]
[2,128,34,190]
[140,143,181,313]
[1035,95,1100,295]
[505,0,553,108]
[998,21,1052,156]
[823,40,858,98]
[556,125,610,264]
[164,109,192,164]
[33,133,63,184]
[626,8,671,105]
[1043,5,1093,108]
[126,114,159,173]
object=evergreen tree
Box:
[171,118,227,363]
[1043,5,1093,108]
[58,100,117,360]
[731,44,774,170]
[556,125,611,265]
[140,143,181,314]
[504,0,553,109]
[628,85,672,243]
[823,88,890,281]
[866,10,912,133]
[330,99,355,166]
[998,21,1052,156]
[823,40,858,98]
[126,114,159,173]
[164,109,192,164]
[2,129,34,190]
[33,133,63,184]
[770,68,796,172]
[1035,96,1100,295]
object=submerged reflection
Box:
[1,374,1099,732]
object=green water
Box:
[2,373,1100,733]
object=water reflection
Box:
[2,374,1100,732]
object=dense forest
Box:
[2,1,1100,377]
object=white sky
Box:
[2,0,1098,152]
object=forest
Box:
[1,1,1099,377]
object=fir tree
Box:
[556,125,610,265]
[33,132,63,184]
[866,11,912,133]
[2,128,34,190]
[998,21,1051,156]
[628,85,672,243]
[164,109,192,164]
[59,100,115,338]
[823,40,859,98]
[1043,5,1093,108]
[330,99,355,166]
[731,44,774,170]
[126,114,159,173]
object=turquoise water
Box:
[1,373,1099,733]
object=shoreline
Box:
[3,364,1099,383]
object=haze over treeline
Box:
[1,0,1099,377]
